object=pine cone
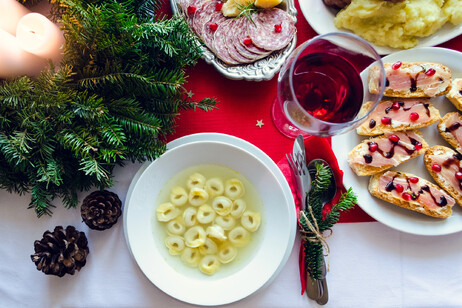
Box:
[81,190,122,230]
[31,226,89,277]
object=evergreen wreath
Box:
[0,0,217,217]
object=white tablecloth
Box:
[1,162,462,308]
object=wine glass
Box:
[271,32,386,138]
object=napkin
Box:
[277,136,346,295]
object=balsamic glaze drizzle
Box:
[385,173,447,207]
[383,101,430,116]
[363,135,420,164]
[445,122,461,132]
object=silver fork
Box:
[286,135,318,300]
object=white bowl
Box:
[124,140,296,305]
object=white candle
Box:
[0,0,30,35]
[0,28,45,78]
[16,13,64,62]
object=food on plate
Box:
[356,99,440,136]
[333,0,462,49]
[155,168,262,275]
[323,0,403,10]
[179,0,296,65]
[446,78,462,111]
[348,130,428,176]
[221,0,282,16]
[438,112,462,153]
[254,0,283,9]
[369,62,452,98]
[322,0,351,9]
[369,170,455,218]
[424,145,462,206]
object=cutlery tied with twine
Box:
[299,162,357,282]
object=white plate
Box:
[299,0,462,55]
[123,133,296,305]
[332,47,462,236]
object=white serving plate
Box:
[123,133,297,305]
[299,0,462,55]
[170,0,298,81]
[333,47,462,236]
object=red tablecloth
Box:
[166,1,462,223]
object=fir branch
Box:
[323,187,357,228]
[0,0,218,216]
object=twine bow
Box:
[299,206,332,272]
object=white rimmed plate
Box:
[332,47,462,236]
[299,0,462,55]
[123,134,296,305]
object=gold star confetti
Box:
[256,120,264,128]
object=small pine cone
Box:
[81,190,122,230]
[31,226,89,277]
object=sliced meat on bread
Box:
[369,62,452,98]
[438,112,462,153]
[424,145,462,207]
[369,170,454,218]
[348,130,428,176]
[356,99,440,136]
[446,78,462,111]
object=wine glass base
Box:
[271,98,311,139]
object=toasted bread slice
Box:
[369,170,454,218]
[369,62,452,98]
[348,130,428,176]
[446,78,462,111]
[424,145,462,207]
[438,112,462,153]
[357,99,440,136]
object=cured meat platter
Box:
[171,0,298,81]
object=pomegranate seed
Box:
[215,2,223,10]
[392,102,400,110]
[389,134,400,143]
[381,117,391,125]
[455,172,462,180]
[395,184,404,193]
[209,23,218,31]
[414,142,422,151]
[369,142,378,152]
[402,192,412,201]
[243,37,252,45]
[425,68,436,76]
[392,61,402,70]
[187,5,197,13]
[409,112,419,121]
[432,164,442,172]
[274,24,282,33]
[409,177,419,184]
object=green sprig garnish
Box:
[235,1,258,27]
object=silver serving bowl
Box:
[170,0,298,81]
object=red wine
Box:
[292,53,364,123]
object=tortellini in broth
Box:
[155,168,262,275]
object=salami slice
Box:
[201,12,226,53]
[247,8,295,51]
[192,0,216,40]
[237,18,272,56]
[231,18,265,61]
[224,19,256,63]
[183,0,205,26]
[212,19,239,65]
